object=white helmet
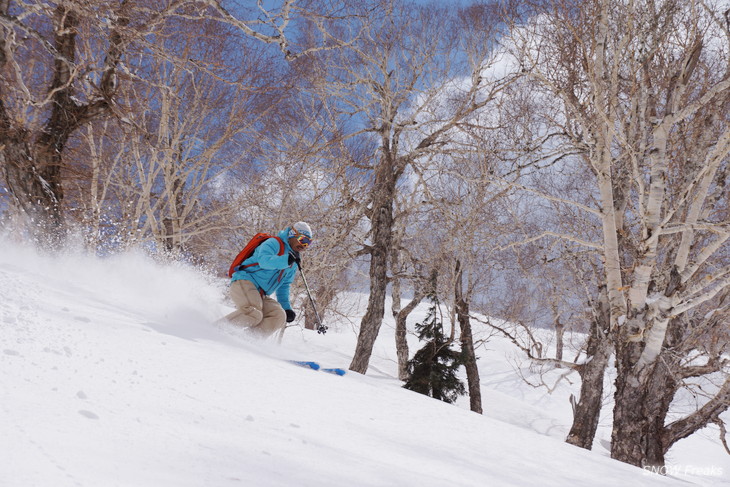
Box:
[289,221,313,239]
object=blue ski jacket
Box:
[230,228,298,310]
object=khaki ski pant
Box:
[224,280,286,337]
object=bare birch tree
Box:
[0,0,132,246]
[296,0,517,374]
[0,0,356,248]
[507,0,730,468]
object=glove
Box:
[288,251,301,267]
[285,309,296,323]
[317,324,328,334]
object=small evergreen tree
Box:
[403,293,466,404]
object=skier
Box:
[221,222,313,337]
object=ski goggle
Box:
[294,233,312,248]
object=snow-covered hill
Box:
[1,238,727,486]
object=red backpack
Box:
[227,233,285,278]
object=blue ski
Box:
[289,360,320,370]
[321,367,347,376]
[289,360,346,376]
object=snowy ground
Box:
[1,239,728,487]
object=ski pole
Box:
[297,263,328,334]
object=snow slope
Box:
[1,239,727,487]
